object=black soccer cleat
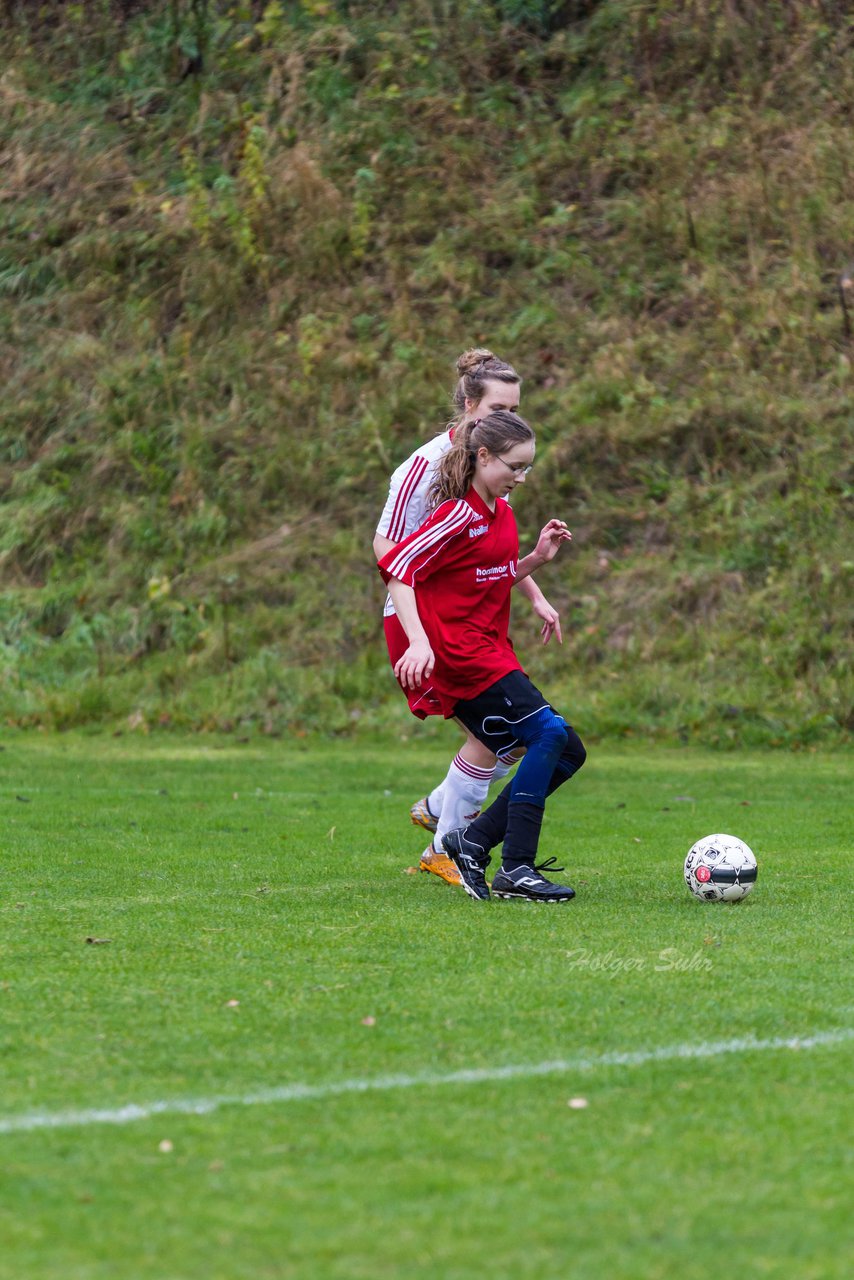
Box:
[491,857,576,903]
[442,828,491,901]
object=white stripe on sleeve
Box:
[384,501,472,584]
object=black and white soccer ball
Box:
[684,834,757,902]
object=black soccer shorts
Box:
[453,670,561,758]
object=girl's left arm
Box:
[516,519,572,583]
[513,574,563,645]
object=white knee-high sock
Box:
[433,753,494,852]
[492,752,522,785]
[428,752,519,815]
[426,779,445,819]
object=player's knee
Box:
[561,727,586,773]
[527,708,569,757]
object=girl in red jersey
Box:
[373,350,562,887]
[378,411,586,902]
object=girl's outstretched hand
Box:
[533,519,572,565]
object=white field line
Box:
[1,1028,852,1136]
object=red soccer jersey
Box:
[378,486,523,716]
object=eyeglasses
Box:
[496,455,534,477]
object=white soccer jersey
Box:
[376,430,453,617]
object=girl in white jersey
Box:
[373,349,563,885]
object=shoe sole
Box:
[419,863,462,887]
[444,851,490,900]
[443,837,490,900]
[411,816,438,834]
[410,804,438,834]
[457,877,490,901]
[492,889,575,902]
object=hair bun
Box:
[456,347,496,375]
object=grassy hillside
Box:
[1,0,852,745]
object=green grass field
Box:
[1,732,851,1280]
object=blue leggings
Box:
[509,706,573,806]
[465,709,586,865]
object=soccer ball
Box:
[684,834,757,902]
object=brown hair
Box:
[428,410,534,507]
[452,348,521,416]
